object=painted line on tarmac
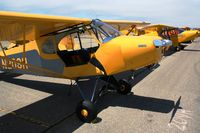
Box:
[168,109,193,131]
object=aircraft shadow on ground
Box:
[98,93,174,114]
[0,68,175,133]
[163,44,196,56]
[0,73,23,80]
[164,50,176,57]
[182,49,200,52]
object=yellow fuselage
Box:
[140,30,198,47]
[178,30,199,43]
[0,36,163,79]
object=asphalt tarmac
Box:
[0,38,200,133]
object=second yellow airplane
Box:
[131,24,199,51]
[118,23,199,51]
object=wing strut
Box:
[126,25,136,36]
[22,25,26,63]
[0,42,7,58]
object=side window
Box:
[58,36,74,51]
[79,31,99,49]
[58,30,99,51]
[73,34,81,50]
[42,38,56,54]
[0,41,10,50]
[0,41,29,51]
[58,33,81,51]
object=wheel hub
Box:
[120,85,126,91]
[81,109,89,118]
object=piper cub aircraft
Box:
[120,24,199,51]
[0,11,171,122]
[137,24,199,51]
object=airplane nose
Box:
[189,30,199,38]
[153,39,172,47]
[91,36,168,75]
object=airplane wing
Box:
[0,11,91,41]
[103,20,150,30]
[141,24,180,39]
[142,24,177,32]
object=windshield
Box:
[46,19,122,50]
[178,28,184,34]
[91,19,121,43]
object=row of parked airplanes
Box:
[0,11,199,123]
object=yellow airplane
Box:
[181,27,200,42]
[137,24,199,51]
[0,11,172,122]
[118,24,199,51]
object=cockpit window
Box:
[44,19,121,54]
[42,38,56,54]
[91,19,121,43]
[0,41,30,51]
[56,19,121,52]
[41,19,122,66]
[178,28,184,34]
[0,41,10,50]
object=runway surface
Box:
[0,38,200,133]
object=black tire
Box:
[175,46,180,51]
[117,79,132,95]
[146,64,155,70]
[76,100,97,123]
[179,45,185,50]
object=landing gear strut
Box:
[75,76,132,123]
[75,77,100,123]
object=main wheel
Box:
[179,45,185,50]
[175,46,180,51]
[76,100,97,123]
[146,64,156,70]
[117,79,132,95]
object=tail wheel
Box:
[117,79,132,95]
[76,100,97,123]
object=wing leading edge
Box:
[0,11,91,41]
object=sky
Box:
[0,0,199,27]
